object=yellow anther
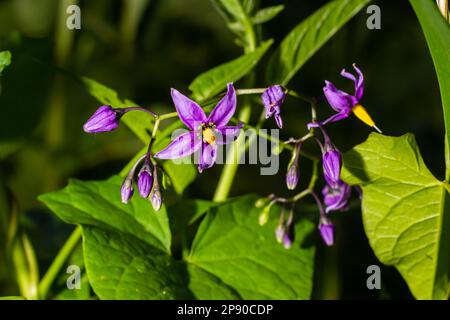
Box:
[202,127,216,145]
[352,104,382,133]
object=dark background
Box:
[0,0,444,299]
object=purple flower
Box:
[319,218,334,246]
[261,85,285,129]
[154,83,243,173]
[137,163,153,198]
[120,176,134,204]
[308,65,380,132]
[322,181,351,213]
[83,105,122,133]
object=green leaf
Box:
[39,176,172,253]
[409,0,450,178]
[0,50,11,74]
[188,195,316,299]
[167,199,216,234]
[342,133,450,300]
[82,77,153,143]
[252,5,284,24]
[189,40,273,101]
[266,0,371,85]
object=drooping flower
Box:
[286,143,301,190]
[83,105,123,133]
[322,181,351,213]
[137,162,153,198]
[154,83,243,173]
[308,64,381,132]
[319,218,334,246]
[275,209,295,249]
[261,85,285,128]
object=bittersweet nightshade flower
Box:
[308,64,381,132]
[120,176,134,204]
[137,162,153,198]
[154,83,243,173]
[322,181,351,213]
[83,105,123,133]
[286,143,301,190]
[150,165,162,211]
[319,217,334,246]
[261,85,285,129]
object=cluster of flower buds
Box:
[120,156,162,211]
[83,105,162,211]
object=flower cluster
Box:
[83,64,378,249]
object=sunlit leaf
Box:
[342,133,450,300]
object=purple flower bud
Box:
[319,218,334,246]
[286,164,300,190]
[83,105,122,133]
[120,177,134,204]
[283,233,293,249]
[283,211,294,249]
[322,181,351,213]
[275,224,285,243]
[137,163,153,198]
[261,85,285,129]
[286,142,301,190]
[322,149,342,187]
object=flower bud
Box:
[150,165,162,211]
[320,127,342,187]
[255,197,269,208]
[83,105,122,133]
[120,176,134,204]
[259,202,273,226]
[137,163,153,198]
[319,218,334,246]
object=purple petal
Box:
[83,105,120,133]
[216,123,243,145]
[171,89,207,130]
[353,64,365,101]
[274,113,283,129]
[323,81,357,112]
[207,83,236,128]
[137,166,153,198]
[154,131,201,159]
[198,143,217,173]
[286,164,299,190]
[307,111,350,130]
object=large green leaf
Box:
[409,0,450,178]
[266,0,371,85]
[41,181,315,299]
[189,40,273,101]
[342,133,450,300]
[188,195,315,299]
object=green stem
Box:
[38,226,82,299]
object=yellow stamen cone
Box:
[352,104,382,133]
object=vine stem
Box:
[38,226,82,299]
